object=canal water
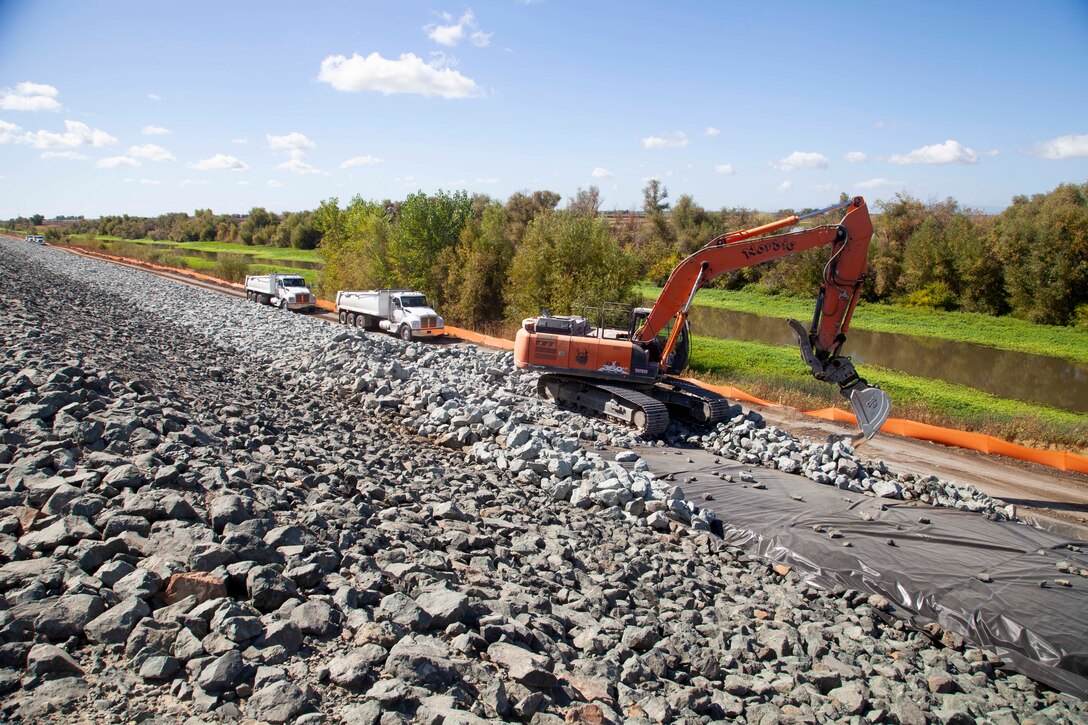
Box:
[683,305,1088,414]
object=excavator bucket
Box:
[848,383,891,440]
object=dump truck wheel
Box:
[338,310,347,325]
[399,325,412,342]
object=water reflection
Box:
[683,305,1088,414]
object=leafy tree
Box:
[239,207,277,246]
[642,179,673,245]
[505,210,637,320]
[568,186,601,217]
[314,196,393,293]
[504,190,561,242]
[441,202,516,325]
[29,214,44,226]
[389,190,473,297]
[993,183,1088,324]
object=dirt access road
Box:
[47,241,1088,539]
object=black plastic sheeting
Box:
[637,446,1088,699]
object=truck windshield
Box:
[400,295,427,308]
[281,277,306,288]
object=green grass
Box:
[688,335,1088,451]
[55,238,322,290]
[636,284,1088,365]
[85,236,323,264]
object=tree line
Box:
[13,181,1086,329]
[17,208,322,250]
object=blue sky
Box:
[1,0,1086,218]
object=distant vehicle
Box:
[25,235,45,245]
[245,273,316,311]
[335,289,445,341]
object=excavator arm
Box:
[635,196,891,438]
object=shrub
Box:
[215,253,250,283]
[1074,304,1088,331]
[902,281,957,311]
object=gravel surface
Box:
[1,237,1084,723]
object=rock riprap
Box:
[0,238,1083,722]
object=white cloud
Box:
[0,82,61,112]
[97,156,140,168]
[20,120,117,149]
[277,155,325,175]
[0,119,21,143]
[889,139,979,165]
[129,143,175,162]
[317,52,480,99]
[642,132,689,150]
[714,163,735,175]
[142,125,170,136]
[190,154,249,171]
[1027,134,1088,160]
[591,167,613,179]
[844,151,867,163]
[777,180,793,192]
[267,132,315,152]
[425,10,492,47]
[474,177,500,184]
[40,150,89,160]
[139,178,161,185]
[180,178,208,186]
[856,178,900,189]
[704,127,720,137]
[149,94,162,101]
[340,155,383,168]
[232,137,248,144]
[774,151,829,171]
[237,181,250,186]
[267,179,283,188]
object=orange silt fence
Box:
[681,377,1088,475]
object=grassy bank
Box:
[637,284,1088,365]
[89,236,323,265]
[689,335,1088,452]
[54,238,319,288]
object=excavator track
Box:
[537,374,670,436]
[656,376,737,427]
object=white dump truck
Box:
[245,273,316,311]
[335,289,445,341]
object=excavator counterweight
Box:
[514,196,892,439]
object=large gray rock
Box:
[487,642,556,688]
[246,681,312,723]
[35,594,105,641]
[289,599,340,637]
[246,565,297,612]
[416,588,468,629]
[383,635,459,687]
[84,596,150,645]
[196,650,244,692]
[26,643,83,679]
[376,592,431,631]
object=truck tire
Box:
[277,297,287,310]
[338,310,347,325]
[362,314,376,330]
[353,314,366,329]
[399,325,413,342]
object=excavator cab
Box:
[631,308,690,375]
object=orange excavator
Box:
[513,196,891,439]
